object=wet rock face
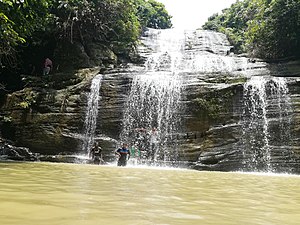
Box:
[0,138,37,161]
[0,66,135,158]
[1,28,300,173]
[181,71,300,173]
[135,29,300,173]
[0,68,100,154]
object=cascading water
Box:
[121,29,257,165]
[121,29,184,163]
[241,76,293,172]
[182,30,250,73]
[81,74,102,155]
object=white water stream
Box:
[121,28,256,164]
[121,29,184,162]
[81,74,102,155]
[242,76,292,171]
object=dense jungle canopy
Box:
[0,0,172,88]
[203,0,300,59]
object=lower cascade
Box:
[121,72,182,163]
[120,29,184,164]
[241,76,293,172]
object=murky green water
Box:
[0,162,300,225]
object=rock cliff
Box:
[1,28,300,173]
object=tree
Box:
[203,0,300,59]
[0,0,173,78]
[145,0,172,29]
[0,0,49,67]
[202,0,254,54]
[246,0,300,58]
[134,0,172,29]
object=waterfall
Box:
[182,30,250,73]
[241,76,292,172]
[121,29,184,163]
[120,29,255,165]
[82,74,102,155]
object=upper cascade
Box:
[138,28,257,75]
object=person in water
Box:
[115,143,130,166]
[89,142,103,165]
[149,127,159,160]
[130,143,141,165]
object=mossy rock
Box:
[191,87,237,122]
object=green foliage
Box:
[51,0,138,44]
[2,116,12,123]
[194,97,223,120]
[203,0,300,59]
[246,0,300,58]
[47,0,140,59]
[136,0,172,29]
[0,0,172,72]
[0,0,49,66]
[194,88,234,122]
[16,88,37,109]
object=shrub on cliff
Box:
[0,0,49,68]
[135,0,172,29]
[203,0,300,59]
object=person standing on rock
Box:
[42,58,53,76]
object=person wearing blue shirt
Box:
[115,143,130,166]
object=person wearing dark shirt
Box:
[115,143,130,166]
[89,142,103,165]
